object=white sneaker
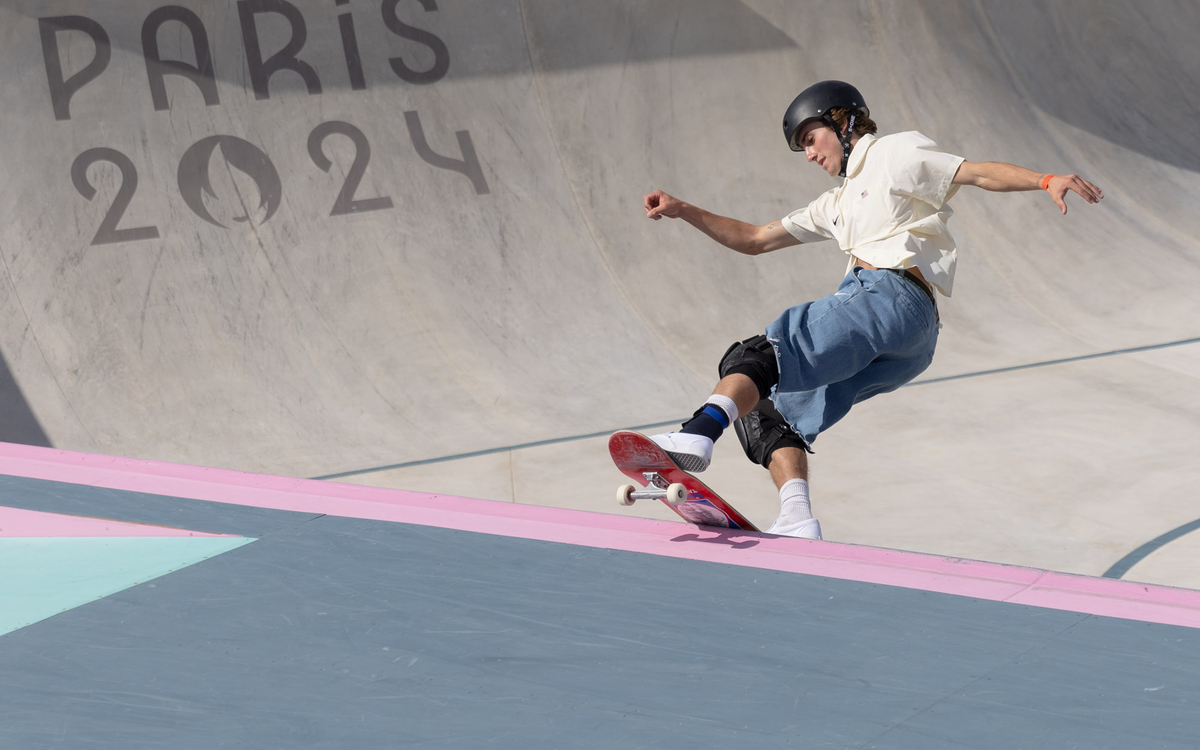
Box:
[648,432,714,472]
[766,516,822,540]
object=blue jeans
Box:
[764,267,939,446]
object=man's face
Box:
[797,121,844,177]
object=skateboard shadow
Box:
[670,531,760,549]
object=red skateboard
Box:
[608,431,759,531]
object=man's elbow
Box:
[744,235,784,256]
[745,224,797,255]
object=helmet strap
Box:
[837,112,857,177]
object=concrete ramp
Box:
[2,1,1199,583]
[0,0,722,474]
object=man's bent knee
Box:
[718,335,779,401]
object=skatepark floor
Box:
[3,444,1200,749]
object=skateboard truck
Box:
[618,472,687,507]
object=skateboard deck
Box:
[608,430,759,531]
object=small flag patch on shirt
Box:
[861,189,870,198]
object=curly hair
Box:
[827,107,878,137]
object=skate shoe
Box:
[766,516,822,540]
[648,432,714,473]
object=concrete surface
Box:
[1,1,1198,585]
[4,471,1200,749]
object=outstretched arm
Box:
[952,161,1103,215]
[643,189,800,255]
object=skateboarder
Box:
[643,80,1103,540]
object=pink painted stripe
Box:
[0,505,235,538]
[3,441,1200,628]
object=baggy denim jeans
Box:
[765,266,939,446]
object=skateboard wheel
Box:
[666,483,687,506]
[618,484,636,506]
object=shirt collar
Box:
[844,133,877,179]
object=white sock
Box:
[777,478,812,522]
[704,394,739,425]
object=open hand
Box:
[644,189,685,220]
[1047,174,1103,215]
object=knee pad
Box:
[718,335,779,400]
[734,399,812,468]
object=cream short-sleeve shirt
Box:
[781,132,966,297]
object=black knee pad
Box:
[734,399,812,468]
[718,335,779,400]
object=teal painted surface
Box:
[0,537,254,635]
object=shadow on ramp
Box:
[0,353,50,447]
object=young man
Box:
[643,80,1103,539]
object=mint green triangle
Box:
[0,536,255,636]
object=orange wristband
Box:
[1040,174,1055,191]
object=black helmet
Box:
[782,81,868,176]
